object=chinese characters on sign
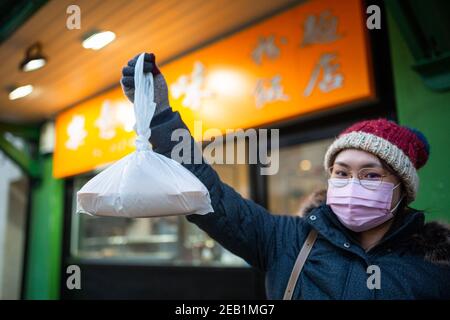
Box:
[254,75,290,109]
[251,35,290,109]
[251,35,286,65]
[65,101,135,153]
[170,62,212,111]
[65,115,87,150]
[304,53,344,97]
[301,9,344,97]
[250,9,343,108]
[95,100,135,139]
[301,10,341,46]
[169,9,346,113]
[54,88,138,178]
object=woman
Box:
[121,53,450,299]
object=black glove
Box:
[120,52,171,116]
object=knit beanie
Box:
[323,119,430,203]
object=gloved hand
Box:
[120,52,171,116]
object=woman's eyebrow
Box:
[361,162,383,168]
[334,161,382,168]
[334,161,349,167]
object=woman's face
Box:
[332,149,403,210]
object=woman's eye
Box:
[335,170,348,177]
[365,172,381,179]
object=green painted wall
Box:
[388,13,450,222]
[24,155,64,299]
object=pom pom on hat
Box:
[406,127,430,169]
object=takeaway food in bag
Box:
[76,53,213,217]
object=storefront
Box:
[48,0,393,299]
[0,137,29,300]
[1,0,448,300]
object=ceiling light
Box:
[9,85,33,100]
[82,30,116,50]
[20,43,47,72]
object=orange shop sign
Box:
[163,0,374,140]
[54,0,374,178]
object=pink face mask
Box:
[326,178,403,232]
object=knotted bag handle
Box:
[133,53,157,151]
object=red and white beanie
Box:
[323,118,430,203]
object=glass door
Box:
[268,138,333,216]
[0,149,29,299]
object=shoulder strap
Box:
[283,229,318,300]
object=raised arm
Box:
[121,53,293,271]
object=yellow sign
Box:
[54,0,373,178]
[164,0,373,140]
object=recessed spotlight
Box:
[9,85,33,100]
[20,43,47,72]
[82,30,116,50]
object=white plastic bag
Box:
[76,53,213,218]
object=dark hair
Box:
[377,158,417,230]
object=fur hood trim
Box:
[407,221,450,266]
[300,189,450,265]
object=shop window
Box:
[0,149,29,299]
[268,138,333,216]
[70,139,249,267]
